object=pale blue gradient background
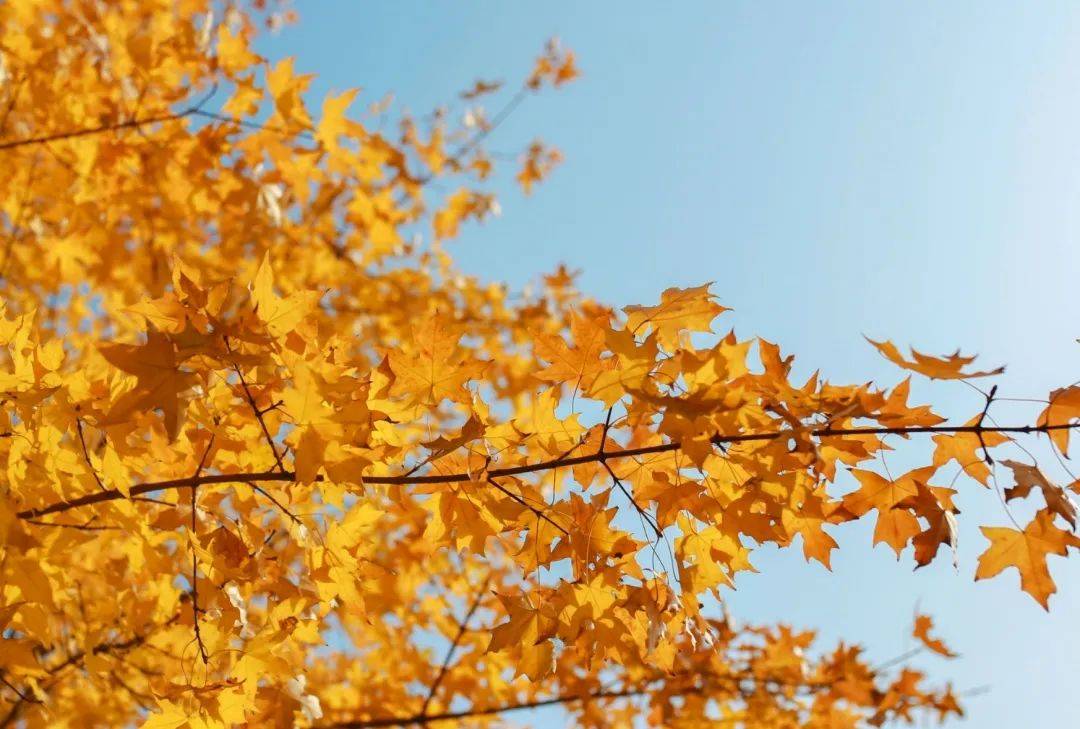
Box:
[262,3,1080,726]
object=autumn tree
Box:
[1,2,1077,727]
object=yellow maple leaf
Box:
[317,88,359,151]
[99,329,197,440]
[387,317,487,405]
[141,701,190,729]
[250,254,320,339]
[623,283,728,351]
[266,57,314,129]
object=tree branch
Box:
[75,417,107,492]
[188,437,216,665]
[975,384,998,466]
[246,480,302,526]
[0,84,219,152]
[486,476,569,536]
[325,686,652,728]
[418,574,491,718]
[226,337,287,473]
[323,669,825,729]
[24,516,118,531]
[0,613,180,728]
[14,421,1078,521]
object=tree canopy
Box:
[1,2,1077,727]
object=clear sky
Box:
[261,3,1080,726]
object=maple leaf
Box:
[912,613,957,658]
[557,574,618,640]
[586,327,658,406]
[388,317,487,406]
[1002,459,1078,529]
[266,57,314,129]
[781,485,841,568]
[423,483,503,551]
[99,329,198,440]
[512,388,584,455]
[550,491,642,574]
[975,511,1080,609]
[1036,385,1080,456]
[867,338,1004,380]
[931,416,1009,486]
[488,594,558,681]
[676,514,755,595]
[875,377,946,427]
[460,78,503,99]
[432,189,493,239]
[217,26,262,75]
[842,468,935,557]
[782,507,839,569]
[623,283,728,351]
[517,140,562,194]
[223,75,263,117]
[250,253,320,338]
[317,89,359,151]
[532,312,608,393]
[905,482,960,569]
[528,38,580,89]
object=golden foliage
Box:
[0,2,1075,727]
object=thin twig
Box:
[75,417,107,492]
[0,613,180,727]
[24,517,118,531]
[486,476,568,535]
[872,646,923,673]
[0,84,219,152]
[419,575,491,718]
[0,674,40,706]
[327,685,653,728]
[247,481,301,525]
[416,85,531,187]
[975,385,998,466]
[188,436,216,665]
[226,337,286,473]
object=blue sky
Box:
[262,3,1080,725]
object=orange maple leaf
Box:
[912,613,957,658]
[975,510,1080,609]
[867,338,1004,380]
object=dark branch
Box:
[418,575,491,718]
[228,348,287,473]
[188,437,216,665]
[0,614,179,728]
[0,84,218,152]
[14,421,1079,520]
[24,517,118,531]
[486,476,569,536]
[975,385,998,466]
[75,417,107,492]
[325,686,651,728]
